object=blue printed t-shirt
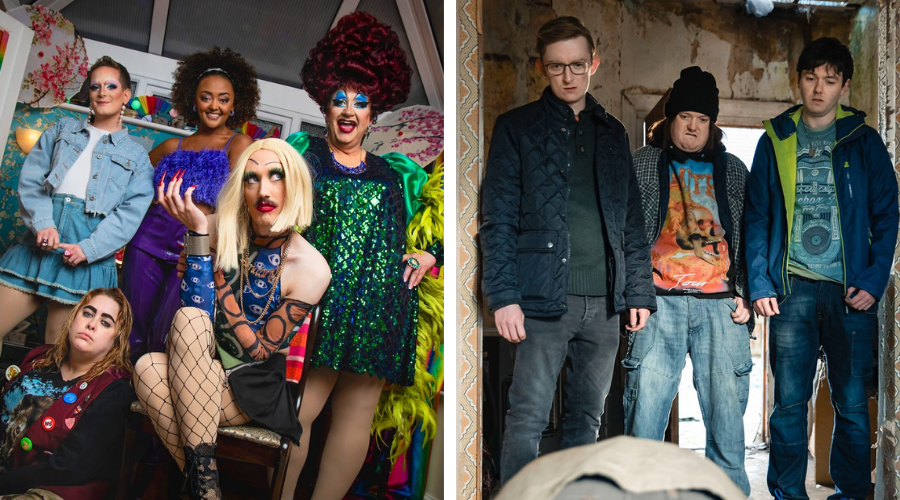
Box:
[788,119,842,283]
[0,370,73,467]
[651,158,734,295]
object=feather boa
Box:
[372,153,444,460]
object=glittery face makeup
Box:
[88,66,130,123]
[243,149,286,230]
[325,87,373,151]
[89,80,120,92]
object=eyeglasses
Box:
[543,61,590,76]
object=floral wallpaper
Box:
[13,5,88,108]
[364,105,444,168]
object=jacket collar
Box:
[766,103,867,143]
[72,116,131,146]
[539,87,611,127]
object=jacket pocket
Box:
[50,133,81,175]
[108,154,136,187]
[516,230,558,301]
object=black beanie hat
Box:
[664,66,719,121]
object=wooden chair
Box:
[116,305,321,500]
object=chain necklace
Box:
[330,147,367,174]
[238,230,293,325]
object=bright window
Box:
[720,126,765,170]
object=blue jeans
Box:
[768,277,876,500]
[622,295,752,495]
[500,295,620,484]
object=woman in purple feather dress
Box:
[121,47,259,363]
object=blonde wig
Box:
[33,287,134,381]
[215,138,314,272]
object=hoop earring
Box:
[193,105,197,112]
[229,110,234,116]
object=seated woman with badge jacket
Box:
[0,287,134,500]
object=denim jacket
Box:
[18,116,154,263]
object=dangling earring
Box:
[363,123,373,144]
[119,104,125,126]
[89,106,95,123]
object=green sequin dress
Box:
[302,137,417,386]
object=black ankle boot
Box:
[182,443,221,500]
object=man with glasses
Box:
[481,15,655,484]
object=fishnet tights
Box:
[133,307,249,469]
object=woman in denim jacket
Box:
[0,56,154,347]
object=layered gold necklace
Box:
[238,230,293,325]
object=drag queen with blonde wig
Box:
[133,138,330,499]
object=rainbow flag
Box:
[0,30,9,72]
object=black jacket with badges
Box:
[481,87,656,317]
[0,345,134,499]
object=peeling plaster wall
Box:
[483,0,877,146]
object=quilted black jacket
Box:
[480,88,656,317]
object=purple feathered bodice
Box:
[153,149,230,207]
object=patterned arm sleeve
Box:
[214,272,312,360]
[180,255,216,317]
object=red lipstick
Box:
[256,201,277,213]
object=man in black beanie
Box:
[624,66,753,495]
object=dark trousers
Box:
[768,277,876,500]
[500,295,620,484]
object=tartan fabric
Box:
[632,145,749,298]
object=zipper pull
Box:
[846,171,853,199]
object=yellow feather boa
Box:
[372,153,444,459]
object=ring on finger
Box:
[407,256,420,270]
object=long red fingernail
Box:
[190,184,197,189]
[159,172,166,187]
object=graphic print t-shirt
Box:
[788,120,842,283]
[651,158,733,295]
[0,369,72,469]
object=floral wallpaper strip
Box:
[876,2,900,498]
[1,102,178,254]
[458,0,482,499]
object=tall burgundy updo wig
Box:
[301,12,412,117]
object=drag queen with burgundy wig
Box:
[284,12,444,499]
